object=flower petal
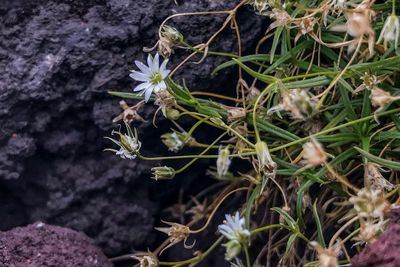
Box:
[147,54,153,70]
[153,53,160,71]
[130,71,150,82]
[144,87,154,102]
[135,60,151,75]
[133,82,151,92]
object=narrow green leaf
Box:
[354,147,400,170]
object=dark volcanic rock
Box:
[0,0,266,257]
[0,222,112,267]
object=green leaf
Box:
[232,59,276,83]
[245,184,261,229]
[272,207,298,230]
[312,200,326,247]
[354,147,400,170]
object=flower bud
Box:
[255,141,276,173]
[151,166,175,181]
[216,146,231,178]
[161,25,183,45]
[165,108,180,120]
[161,132,184,152]
[223,240,242,260]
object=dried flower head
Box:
[269,89,315,120]
[267,8,292,29]
[377,14,400,49]
[154,89,178,119]
[356,220,387,244]
[155,221,193,253]
[366,163,395,192]
[130,53,170,102]
[226,107,246,123]
[301,138,327,167]
[354,73,382,93]
[330,2,375,56]
[349,188,389,220]
[370,87,400,113]
[217,146,231,178]
[310,241,341,267]
[112,100,145,124]
[248,0,270,15]
[295,17,316,42]
[157,25,183,58]
[132,251,159,267]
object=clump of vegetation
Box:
[108,0,400,266]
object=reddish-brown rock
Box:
[0,222,112,267]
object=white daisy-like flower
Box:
[130,53,170,102]
[218,212,250,242]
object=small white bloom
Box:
[332,0,346,9]
[218,212,250,242]
[377,14,400,49]
[161,132,184,152]
[218,212,250,260]
[130,53,170,102]
[216,146,231,178]
[115,134,141,160]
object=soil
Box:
[0,222,112,267]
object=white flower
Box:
[130,53,170,102]
[218,212,250,242]
[332,0,346,9]
[218,212,250,260]
[115,134,141,160]
[377,14,400,49]
[216,146,231,178]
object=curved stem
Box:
[190,187,249,234]
[159,236,224,266]
[175,132,226,174]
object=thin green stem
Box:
[159,236,224,266]
[175,132,226,174]
[180,40,239,58]
[252,82,276,142]
[243,245,251,267]
[183,116,210,142]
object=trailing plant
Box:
[107,1,400,266]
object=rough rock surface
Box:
[0,0,266,258]
[351,206,400,267]
[0,222,112,267]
